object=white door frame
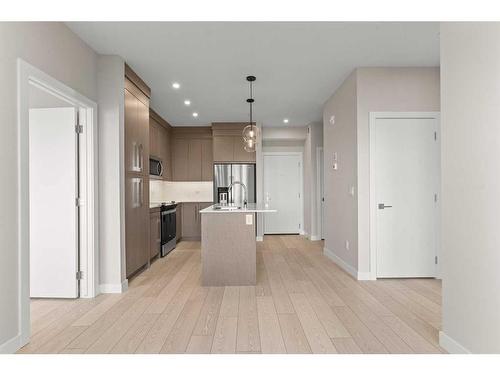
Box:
[262,151,304,234]
[316,146,324,240]
[369,112,440,280]
[17,59,99,347]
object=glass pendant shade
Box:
[244,137,256,153]
[242,124,259,142]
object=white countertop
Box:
[200,204,277,214]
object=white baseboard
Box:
[323,247,375,280]
[100,279,128,294]
[256,236,263,242]
[323,247,358,279]
[300,230,306,236]
[310,235,321,241]
[439,331,471,354]
[0,334,21,354]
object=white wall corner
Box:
[323,247,358,279]
[100,279,128,294]
[0,334,22,354]
[439,331,471,354]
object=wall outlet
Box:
[246,214,253,225]
[345,240,350,250]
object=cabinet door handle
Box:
[138,144,143,172]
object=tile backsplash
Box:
[150,180,213,203]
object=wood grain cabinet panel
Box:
[124,89,138,173]
[182,202,199,239]
[125,71,151,278]
[233,136,255,162]
[172,138,189,181]
[161,127,172,181]
[176,203,182,241]
[213,136,234,162]
[201,139,213,181]
[149,121,159,159]
[188,139,203,181]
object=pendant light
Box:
[242,75,259,152]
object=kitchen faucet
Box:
[228,181,248,208]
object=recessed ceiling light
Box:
[192,112,198,118]
[172,82,180,89]
[283,118,289,123]
[184,100,191,106]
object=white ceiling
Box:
[66,22,439,127]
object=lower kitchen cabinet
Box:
[125,174,150,277]
[176,203,182,242]
[149,209,161,259]
[181,202,212,240]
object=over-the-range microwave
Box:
[149,157,163,177]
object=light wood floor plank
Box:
[289,293,337,353]
[19,236,443,355]
[236,286,261,352]
[332,338,362,354]
[186,335,214,354]
[278,313,311,354]
[192,286,224,336]
[256,296,286,353]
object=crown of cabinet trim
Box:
[125,63,151,98]
[212,122,255,136]
[171,126,213,139]
[150,108,172,131]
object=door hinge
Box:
[76,271,83,280]
[75,197,82,206]
[434,193,438,202]
[434,131,437,141]
[435,256,438,265]
[299,223,301,229]
[76,111,83,133]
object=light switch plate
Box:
[246,214,253,225]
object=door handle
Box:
[378,203,393,210]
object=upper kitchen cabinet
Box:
[171,127,213,181]
[150,109,172,181]
[125,66,150,176]
[212,123,256,163]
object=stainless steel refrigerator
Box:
[213,164,256,205]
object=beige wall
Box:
[322,67,440,276]
[0,22,97,350]
[356,67,440,274]
[323,71,358,269]
[440,23,500,353]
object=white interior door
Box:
[263,153,302,234]
[374,116,439,278]
[29,108,79,298]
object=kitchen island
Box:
[199,204,277,286]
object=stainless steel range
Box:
[160,202,177,257]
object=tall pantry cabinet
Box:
[124,64,151,278]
